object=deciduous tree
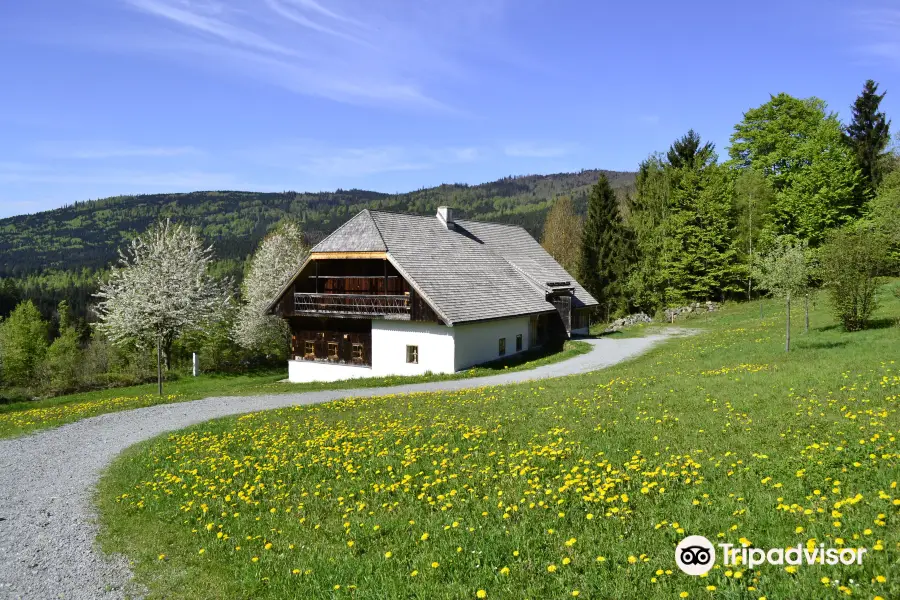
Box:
[867,169,900,269]
[540,196,582,276]
[752,238,809,351]
[233,221,309,355]
[733,170,775,298]
[95,220,230,395]
[43,300,82,394]
[0,300,48,387]
[729,93,863,244]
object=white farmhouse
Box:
[267,207,598,383]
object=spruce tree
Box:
[666,129,715,170]
[579,175,625,316]
[846,79,892,190]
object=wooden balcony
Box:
[293,292,411,318]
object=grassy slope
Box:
[98,287,899,600]
[0,341,591,439]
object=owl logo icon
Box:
[675,535,716,576]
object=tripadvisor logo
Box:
[675,535,869,575]
[675,535,716,576]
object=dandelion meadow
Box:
[0,341,590,439]
[0,393,183,438]
[98,288,899,600]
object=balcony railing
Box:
[294,292,410,317]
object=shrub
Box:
[42,302,83,395]
[0,301,49,387]
[819,227,887,331]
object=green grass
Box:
[0,340,591,439]
[97,284,899,600]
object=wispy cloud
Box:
[854,6,900,65]
[71,0,518,110]
[0,161,241,188]
[503,142,574,159]
[31,141,201,160]
[246,141,481,177]
[127,0,301,57]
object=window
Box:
[516,334,523,352]
[406,345,419,364]
[327,342,339,359]
[499,337,506,356]
[352,343,364,361]
[304,340,315,357]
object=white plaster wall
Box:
[453,316,530,371]
[288,360,373,383]
[371,320,456,376]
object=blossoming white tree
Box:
[233,221,308,355]
[95,220,230,394]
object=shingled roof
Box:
[305,209,597,325]
[312,209,386,252]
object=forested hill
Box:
[0,169,634,278]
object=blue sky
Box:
[0,0,897,218]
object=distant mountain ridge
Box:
[0,169,635,278]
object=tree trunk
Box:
[804,293,810,334]
[785,293,791,353]
[157,336,163,396]
[163,338,174,372]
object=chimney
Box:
[436,206,455,229]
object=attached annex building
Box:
[267,207,598,383]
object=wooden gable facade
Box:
[271,252,442,367]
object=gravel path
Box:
[0,332,679,599]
